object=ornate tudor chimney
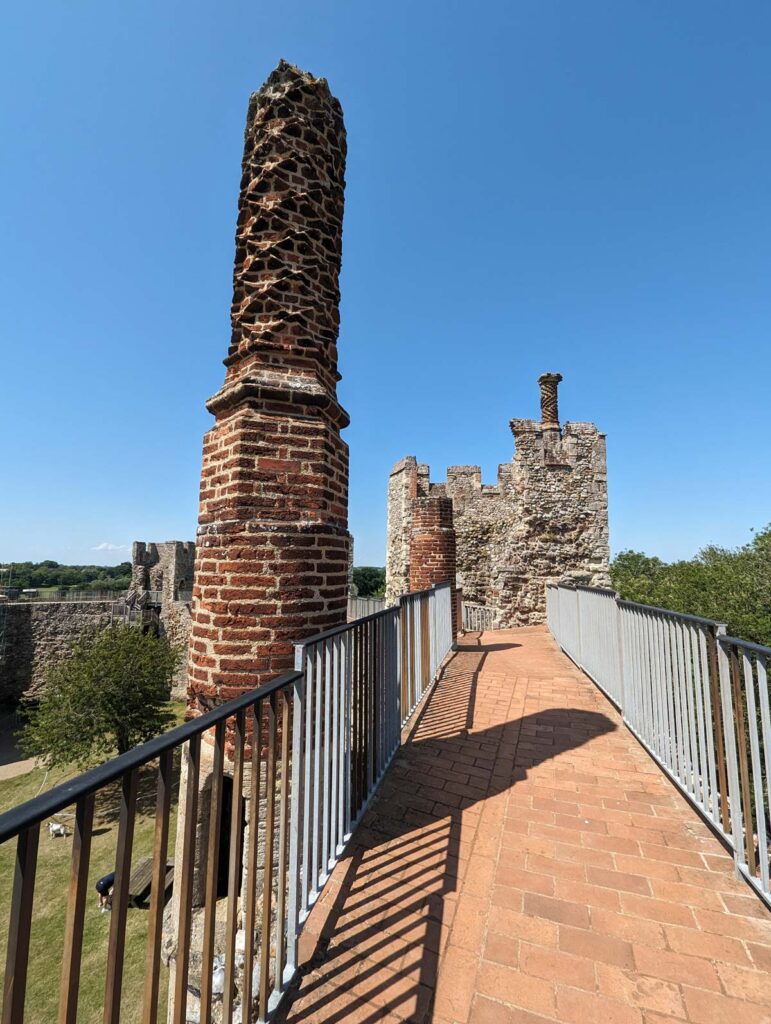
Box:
[187,60,350,712]
[538,372,563,430]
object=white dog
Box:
[48,821,68,839]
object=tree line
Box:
[610,525,771,647]
[352,566,385,597]
[0,560,132,592]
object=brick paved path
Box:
[277,627,771,1024]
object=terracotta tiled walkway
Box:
[277,627,771,1024]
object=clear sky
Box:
[1,1,769,568]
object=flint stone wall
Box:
[386,416,610,626]
[130,540,195,603]
[0,600,121,704]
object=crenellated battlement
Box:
[385,374,610,622]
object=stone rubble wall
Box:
[130,540,196,603]
[385,401,610,627]
[130,540,196,698]
[160,600,193,700]
[0,600,122,704]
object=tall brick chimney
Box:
[538,372,563,430]
[187,61,350,712]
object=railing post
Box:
[286,647,306,980]
[615,595,626,717]
[716,635,745,878]
[575,587,583,668]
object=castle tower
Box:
[187,61,350,713]
[385,374,609,627]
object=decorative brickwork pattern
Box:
[187,61,350,713]
[386,376,609,626]
[538,371,563,429]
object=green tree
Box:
[0,560,133,592]
[20,625,182,768]
[352,566,386,597]
[610,525,771,646]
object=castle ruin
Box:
[129,540,195,603]
[386,373,610,625]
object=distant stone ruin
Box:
[129,540,196,696]
[386,373,610,625]
[0,540,197,705]
[129,540,195,603]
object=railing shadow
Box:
[274,635,616,1024]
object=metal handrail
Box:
[617,597,724,628]
[718,634,771,657]
[0,670,300,845]
[301,603,394,645]
[0,585,456,1024]
[547,582,771,912]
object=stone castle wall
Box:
[386,377,610,626]
[0,600,122,704]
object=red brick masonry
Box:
[277,627,771,1024]
[187,62,350,712]
[409,495,458,635]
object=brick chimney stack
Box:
[538,372,563,430]
[409,495,458,636]
[187,61,350,712]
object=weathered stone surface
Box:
[130,540,195,603]
[0,600,122,704]
[130,540,196,697]
[386,376,610,625]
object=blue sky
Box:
[1,1,769,567]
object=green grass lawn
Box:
[0,701,186,1023]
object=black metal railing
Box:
[0,583,455,1024]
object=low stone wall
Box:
[0,600,122,704]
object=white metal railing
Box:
[547,583,771,910]
[462,602,497,632]
[286,581,454,996]
[347,595,386,620]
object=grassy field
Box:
[0,702,186,1023]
